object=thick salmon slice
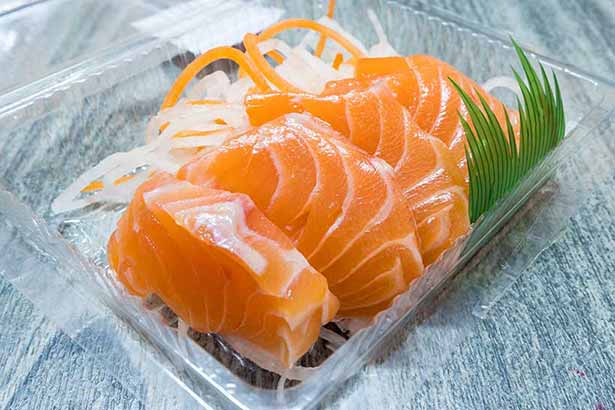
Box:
[354,55,520,179]
[244,80,470,265]
[108,172,338,369]
[178,113,424,317]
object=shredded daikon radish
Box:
[276,375,287,399]
[170,133,231,149]
[337,63,355,77]
[319,327,346,349]
[299,16,369,62]
[156,100,248,128]
[260,38,341,82]
[225,76,255,103]
[54,12,519,216]
[291,46,347,86]
[185,70,231,100]
[258,38,294,59]
[258,39,325,93]
[159,118,229,141]
[54,101,248,213]
[366,9,398,57]
[146,100,248,143]
[51,142,166,213]
[256,38,349,93]
[258,39,317,91]
[274,55,336,93]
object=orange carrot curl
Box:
[314,0,337,57]
[161,46,270,109]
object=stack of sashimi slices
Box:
[52,4,525,376]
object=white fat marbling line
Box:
[264,144,285,214]
[286,129,321,226]
[373,87,387,157]
[316,156,396,273]
[395,108,413,172]
[405,57,427,122]
[305,137,355,260]
[333,231,420,286]
[428,65,448,135]
[417,205,453,254]
[175,201,268,275]
[339,257,406,308]
[176,197,314,298]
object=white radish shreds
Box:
[53,101,249,214]
[317,16,369,56]
[257,38,350,93]
[319,327,346,349]
[54,14,515,217]
[337,63,355,78]
[299,13,397,62]
[147,100,249,144]
[482,76,522,99]
[154,100,248,129]
[299,16,369,62]
[51,142,165,214]
[186,70,231,100]
[366,9,399,57]
[291,47,347,87]
[225,76,255,103]
[274,50,346,93]
[171,133,232,149]
[368,42,399,58]
[258,38,339,93]
[258,38,294,58]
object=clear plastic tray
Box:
[1,1,614,409]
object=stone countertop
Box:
[0,1,614,409]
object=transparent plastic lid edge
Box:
[0,0,286,124]
[0,0,613,125]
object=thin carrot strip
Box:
[81,180,104,193]
[114,174,135,186]
[314,0,336,57]
[332,52,344,70]
[326,0,336,17]
[267,50,285,64]
[245,19,365,92]
[81,173,137,192]
[161,46,270,109]
[188,99,225,105]
[258,18,364,60]
[238,49,285,78]
[172,129,228,138]
[244,33,302,92]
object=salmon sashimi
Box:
[354,55,520,179]
[178,113,424,317]
[107,172,338,369]
[244,78,469,265]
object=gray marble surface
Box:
[0,1,614,409]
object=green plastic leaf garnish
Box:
[451,39,565,223]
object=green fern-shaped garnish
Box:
[451,39,565,223]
